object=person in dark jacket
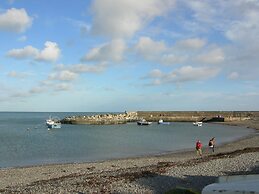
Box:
[208,137,216,153]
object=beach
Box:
[0,122,259,193]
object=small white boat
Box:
[193,121,202,127]
[137,119,152,125]
[158,119,170,125]
[46,117,61,129]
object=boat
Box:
[137,119,152,125]
[46,116,61,129]
[158,119,170,125]
[193,121,202,127]
[202,174,259,194]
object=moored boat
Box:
[158,119,170,125]
[46,117,61,129]
[137,119,152,125]
[193,121,202,127]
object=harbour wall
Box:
[137,111,259,122]
[61,111,259,125]
[61,112,138,125]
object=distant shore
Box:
[0,120,258,193]
[220,120,259,130]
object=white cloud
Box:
[172,66,220,82]
[18,35,27,42]
[6,45,39,59]
[135,36,166,59]
[228,72,239,80]
[161,54,186,65]
[134,37,208,65]
[29,79,72,94]
[8,0,15,4]
[54,83,71,91]
[48,70,77,81]
[10,91,30,98]
[225,9,259,43]
[145,66,220,85]
[91,0,175,38]
[184,1,216,23]
[0,8,33,33]
[80,24,89,37]
[82,39,126,62]
[66,18,90,37]
[29,86,44,94]
[102,86,116,92]
[147,69,163,78]
[223,4,259,80]
[176,38,207,49]
[224,45,259,80]
[40,80,53,87]
[7,71,30,79]
[36,41,61,62]
[54,63,107,74]
[6,41,61,62]
[179,1,257,79]
[197,48,224,64]
[71,63,107,73]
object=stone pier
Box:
[61,112,138,125]
[61,111,259,125]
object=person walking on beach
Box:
[196,140,203,157]
[208,137,216,153]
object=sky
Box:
[0,0,259,112]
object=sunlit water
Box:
[0,112,254,168]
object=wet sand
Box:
[0,121,259,193]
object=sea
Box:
[0,112,254,168]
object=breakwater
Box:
[137,111,259,122]
[61,111,259,125]
[61,112,138,125]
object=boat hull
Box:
[158,122,170,125]
[46,123,61,129]
[193,122,202,127]
[137,121,152,125]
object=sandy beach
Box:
[0,121,259,193]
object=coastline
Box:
[219,120,259,130]
[1,121,259,193]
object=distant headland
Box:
[60,111,259,125]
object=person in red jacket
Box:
[196,140,203,157]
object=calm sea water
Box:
[0,112,254,168]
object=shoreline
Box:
[1,121,259,193]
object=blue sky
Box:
[0,0,259,112]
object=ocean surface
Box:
[0,112,254,168]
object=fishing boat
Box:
[46,116,61,129]
[137,119,152,125]
[193,121,202,127]
[158,119,170,125]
